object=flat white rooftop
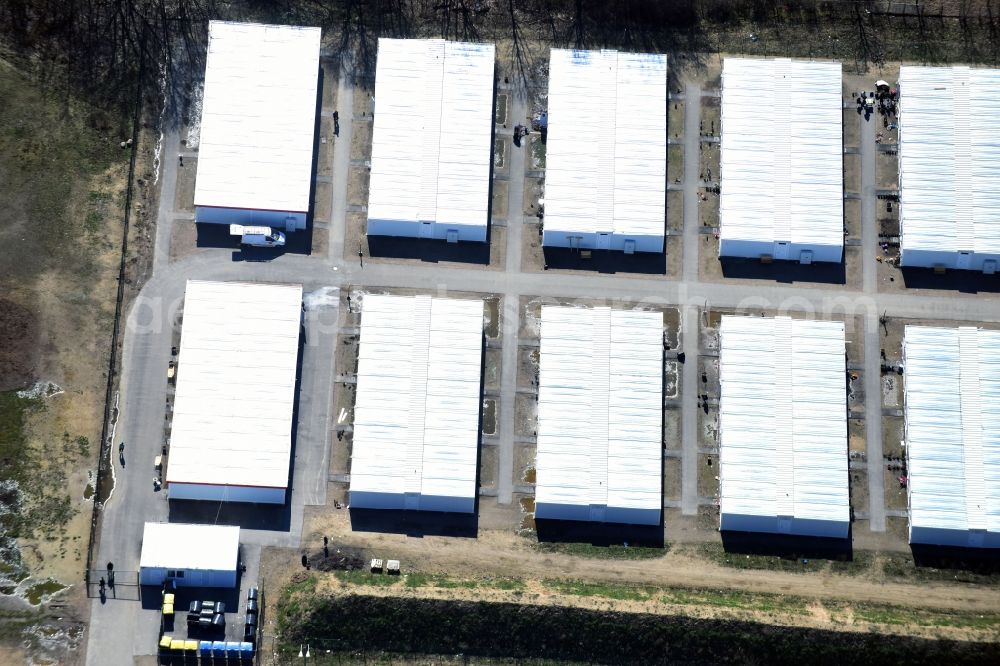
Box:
[167,280,302,494]
[535,306,663,525]
[195,21,321,214]
[350,294,484,513]
[719,316,849,538]
[542,49,667,253]
[903,326,1000,548]
[140,522,240,572]
[719,58,843,263]
[367,39,495,242]
[898,65,1000,270]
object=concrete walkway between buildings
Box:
[679,82,702,515]
[860,109,887,533]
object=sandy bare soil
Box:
[294,516,1000,616]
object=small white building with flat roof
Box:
[903,326,1000,548]
[719,58,843,264]
[898,65,1000,272]
[194,21,321,231]
[350,294,484,513]
[139,522,240,588]
[718,316,849,538]
[535,306,663,525]
[367,39,495,243]
[166,280,302,504]
[542,49,668,254]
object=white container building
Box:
[350,294,484,513]
[535,306,663,525]
[367,39,496,243]
[194,21,321,231]
[903,326,1000,548]
[898,65,1000,272]
[139,522,240,588]
[718,316,849,538]
[166,281,302,504]
[542,49,667,254]
[719,58,844,263]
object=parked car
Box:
[230,224,285,248]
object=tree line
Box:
[3,1,1000,116]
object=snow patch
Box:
[303,286,340,311]
[16,382,62,400]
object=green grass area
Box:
[847,603,1000,632]
[0,393,40,538]
[662,587,808,614]
[23,579,66,606]
[405,573,478,589]
[276,574,318,635]
[532,541,666,560]
[542,579,658,602]
[0,610,39,644]
[543,577,806,613]
[333,570,400,587]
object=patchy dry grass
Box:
[0,56,132,660]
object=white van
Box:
[229,224,285,248]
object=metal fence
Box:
[84,26,148,587]
[85,570,140,600]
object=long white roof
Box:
[719,316,849,528]
[898,65,1000,256]
[167,281,302,490]
[351,294,483,509]
[903,326,1000,539]
[719,58,843,249]
[140,522,240,572]
[368,39,495,229]
[543,49,667,238]
[195,21,321,214]
[535,306,663,523]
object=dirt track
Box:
[299,513,1000,616]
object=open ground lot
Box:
[0,56,156,664]
[3,5,998,663]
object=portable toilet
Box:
[212,641,227,658]
[199,641,213,657]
